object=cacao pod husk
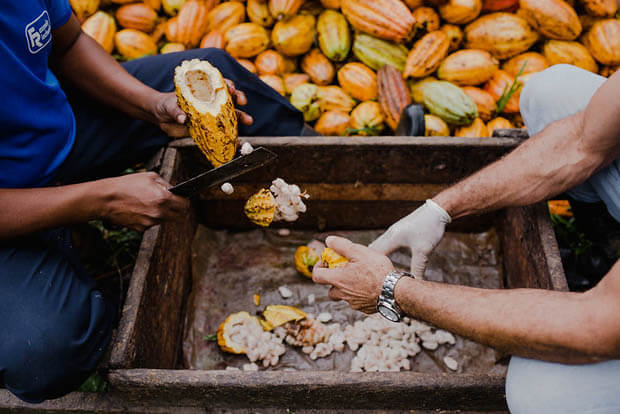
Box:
[200,30,225,49]
[422,81,478,125]
[317,10,351,62]
[207,2,246,34]
[487,116,514,135]
[409,76,437,104]
[162,0,186,16]
[483,70,521,113]
[269,0,306,20]
[517,0,582,40]
[584,19,620,66]
[542,40,598,72]
[341,0,416,43]
[412,7,441,34]
[404,31,451,79]
[165,16,180,42]
[481,0,518,12]
[315,110,351,135]
[176,0,211,48]
[316,85,356,113]
[116,3,158,33]
[225,23,270,58]
[237,58,258,74]
[377,65,413,130]
[461,86,496,121]
[437,49,499,85]
[244,189,276,227]
[404,0,424,8]
[115,29,158,60]
[70,0,100,22]
[161,42,185,53]
[272,15,316,56]
[256,50,287,76]
[301,49,336,85]
[144,0,161,12]
[455,117,488,137]
[439,0,482,24]
[291,83,321,122]
[348,101,385,136]
[82,11,116,53]
[581,0,617,17]
[352,33,409,72]
[600,65,620,77]
[502,52,549,76]
[260,74,286,95]
[321,0,342,8]
[151,19,168,43]
[284,73,311,94]
[424,114,450,136]
[337,62,378,101]
[247,0,276,27]
[465,12,539,59]
[440,24,464,52]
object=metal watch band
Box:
[377,270,415,322]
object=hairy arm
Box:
[434,70,620,219]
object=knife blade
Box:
[168,147,277,198]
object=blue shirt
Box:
[0,1,75,188]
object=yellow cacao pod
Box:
[291,83,321,122]
[440,24,464,52]
[465,13,539,59]
[409,76,437,104]
[341,0,416,43]
[424,114,450,136]
[269,0,305,20]
[116,3,158,33]
[70,0,100,22]
[437,49,499,86]
[200,30,225,49]
[272,15,316,57]
[260,74,286,95]
[301,49,336,86]
[161,42,185,53]
[584,19,620,66]
[378,64,413,130]
[404,31,451,79]
[294,246,321,278]
[256,50,287,76]
[82,11,116,54]
[316,85,356,113]
[162,0,186,16]
[543,40,599,73]
[244,189,275,227]
[321,248,349,268]
[320,0,341,8]
[349,101,385,136]
[315,110,351,136]
[317,10,351,62]
[517,0,582,40]
[412,7,441,34]
[581,0,618,17]
[487,116,514,135]
[502,52,549,77]
[225,23,270,58]
[461,86,496,121]
[176,0,211,48]
[284,73,311,94]
[455,117,488,137]
[352,33,409,72]
[439,0,482,24]
[247,0,275,27]
[207,2,246,34]
[337,62,377,101]
[115,29,157,60]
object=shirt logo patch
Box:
[25,11,52,54]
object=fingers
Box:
[368,230,399,255]
[410,251,428,279]
[325,236,369,262]
[225,78,247,106]
[236,110,254,126]
[328,286,342,301]
[312,266,337,285]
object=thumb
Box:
[368,229,400,255]
[410,251,428,279]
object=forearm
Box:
[394,277,619,363]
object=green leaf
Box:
[78,372,107,393]
[204,333,218,342]
[496,60,527,114]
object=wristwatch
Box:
[377,270,416,322]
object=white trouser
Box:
[506,64,620,414]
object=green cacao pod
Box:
[422,81,478,125]
[317,10,351,62]
[352,33,409,72]
[290,83,321,122]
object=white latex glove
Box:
[369,199,451,278]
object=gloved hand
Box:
[369,199,451,278]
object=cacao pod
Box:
[378,65,413,130]
[404,0,423,8]
[483,70,521,113]
[487,116,514,135]
[283,57,298,73]
[412,7,441,34]
[116,3,158,33]
[517,0,582,40]
[579,14,603,31]
[337,62,378,101]
[269,0,305,20]
[176,0,211,48]
[284,73,311,94]
[481,0,518,11]
[322,248,349,268]
[316,85,356,112]
[301,49,336,85]
[348,101,385,136]
[174,59,238,167]
[162,0,186,16]
[300,1,325,16]
[404,31,451,79]
[424,114,450,136]
[584,19,620,66]
[437,49,499,85]
[207,2,246,34]
[294,246,321,278]
[600,65,620,77]
[502,52,548,76]
[225,23,270,58]
[115,29,158,60]
[317,10,351,62]
[161,42,185,53]
[321,0,342,8]
[70,0,99,22]
[461,86,496,121]
[440,24,464,52]
[465,13,539,59]
[341,0,416,43]
[217,312,262,354]
[542,40,598,72]
[581,0,617,17]
[151,19,168,43]
[455,117,488,137]
[144,0,161,12]
[272,15,316,56]
[200,30,225,49]
[291,83,321,121]
[422,81,478,125]
[244,188,276,227]
[409,76,437,103]
[315,110,351,135]
[247,0,276,27]
[352,33,409,72]
[260,74,286,95]
[256,50,287,76]
[110,0,141,3]
[165,16,180,42]
[439,0,482,24]
[82,11,116,54]
[237,58,258,74]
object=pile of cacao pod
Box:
[74,0,620,137]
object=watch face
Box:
[378,305,400,322]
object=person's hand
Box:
[312,236,395,314]
[153,79,253,138]
[97,172,190,231]
[369,199,451,278]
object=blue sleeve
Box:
[45,0,72,29]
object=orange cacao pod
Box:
[144,0,161,12]
[483,70,521,114]
[82,11,116,53]
[164,16,179,42]
[600,65,620,77]
[301,49,336,86]
[337,62,377,101]
[581,0,617,17]
[455,117,488,137]
[584,19,620,66]
[437,49,499,85]
[247,0,275,27]
[461,86,496,121]
[579,15,603,32]
[543,40,598,72]
[439,0,482,24]
[200,30,225,48]
[256,50,287,75]
[487,116,514,135]
[412,7,440,34]
[70,0,100,22]
[502,52,548,77]
[404,31,450,79]
[321,0,342,8]
[315,111,351,135]
[481,0,518,11]
[341,0,416,43]
[269,0,305,20]
[316,86,356,113]
[151,19,167,43]
[114,29,157,60]
[404,0,423,8]
[116,3,158,33]
[377,64,413,130]
[272,15,316,56]
[260,74,286,95]
[225,23,270,58]
[207,2,246,34]
[517,0,581,40]
[237,58,258,74]
[348,101,385,136]
[465,13,539,59]
[440,24,463,51]
[283,73,310,94]
[176,0,211,47]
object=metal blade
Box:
[168,147,277,198]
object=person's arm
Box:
[313,236,620,364]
